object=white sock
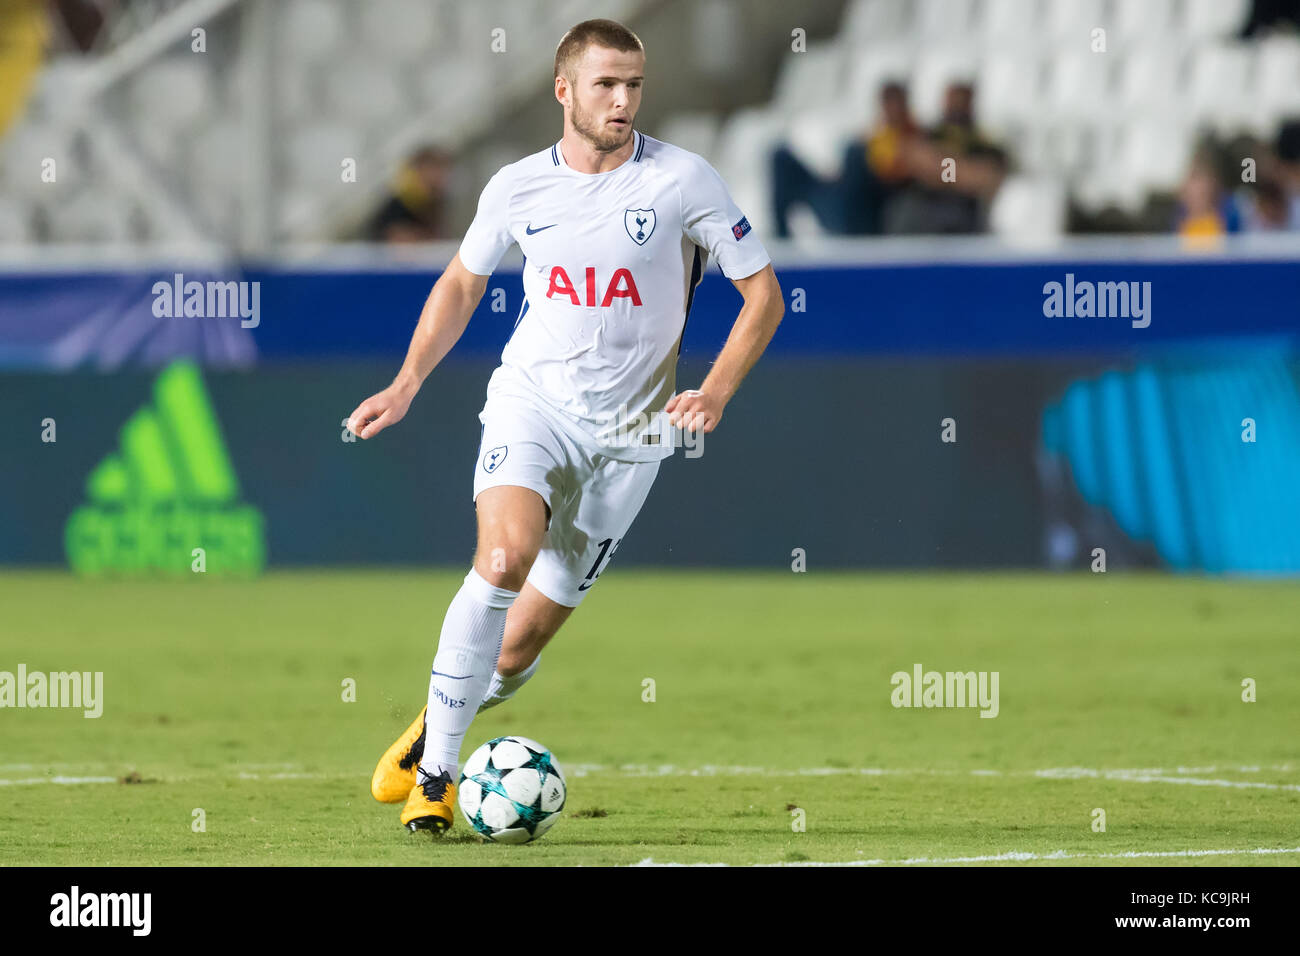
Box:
[478,655,541,712]
[419,568,518,779]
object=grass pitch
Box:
[1,570,1296,866]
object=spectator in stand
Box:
[770,81,920,237]
[884,82,1009,234]
[1175,154,1241,245]
[1274,119,1300,229]
[1242,179,1292,231]
[368,146,453,243]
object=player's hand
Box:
[665,388,724,434]
[347,382,416,439]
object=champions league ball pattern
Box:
[458,736,566,843]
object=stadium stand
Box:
[3,0,1296,247]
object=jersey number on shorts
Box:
[577,537,621,591]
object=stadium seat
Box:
[0,120,78,197]
[1118,120,1193,196]
[1184,0,1250,41]
[1069,123,1144,210]
[1112,0,1178,45]
[282,0,349,66]
[187,118,243,197]
[127,58,212,132]
[976,53,1044,136]
[915,0,981,41]
[1045,119,1115,177]
[46,191,136,242]
[1253,35,1300,123]
[841,0,914,47]
[655,113,721,162]
[772,42,847,111]
[713,108,786,234]
[715,107,788,179]
[283,122,366,189]
[1044,0,1109,49]
[414,57,493,118]
[0,197,33,242]
[360,0,441,62]
[322,57,411,134]
[979,0,1047,48]
[988,174,1067,240]
[1188,42,1255,130]
[1046,52,1117,122]
[1012,123,1055,174]
[1118,46,1187,117]
[273,60,328,119]
[785,105,864,179]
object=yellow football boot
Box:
[400,768,457,833]
[370,707,427,803]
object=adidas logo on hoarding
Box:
[64,361,266,575]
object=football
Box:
[458,736,566,843]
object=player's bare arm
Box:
[666,263,784,434]
[346,253,488,440]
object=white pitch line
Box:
[0,770,340,786]
[1035,768,1300,792]
[633,846,1300,867]
[568,763,1297,778]
[0,764,1296,791]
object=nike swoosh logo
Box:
[525,223,557,235]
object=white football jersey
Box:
[458,129,771,462]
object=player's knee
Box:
[474,540,537,591]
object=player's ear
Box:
[554,74,568,107]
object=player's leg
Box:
[524,450,662,611]
[394,393,573,830]
[477,447,663,713]
[371,484,552,806]
[478,582,575,711]
[401,485,547,831]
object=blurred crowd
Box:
[771,81,1010,237]
[366,145,453,242]
[1174,121,1300,241]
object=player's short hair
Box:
[554,19,644,82]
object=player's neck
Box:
[558,128,637,175]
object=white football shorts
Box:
[471,393,661,607]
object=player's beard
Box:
[569,90,633,153]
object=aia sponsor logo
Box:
[545,267,642,307]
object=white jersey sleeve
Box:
[678,157,771,281]
[457,168,515,276]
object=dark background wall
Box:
[3,254,1297,570]
[3,356,1109,568]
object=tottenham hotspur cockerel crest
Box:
[624,208,656,245]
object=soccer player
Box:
[350,18,784,833]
